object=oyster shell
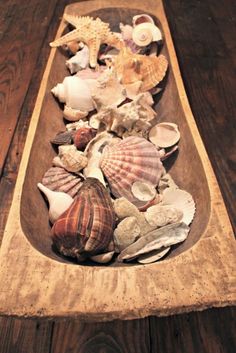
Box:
[100,136,164,206]
[144,204,183,227]
[113,216,141,252]
[42,167,83,198]
[149,122,180,148]
[52,178,116,261]
[53,145,88,174]
[117,222,190,262]
[161,188,196,226]
[137,247,170,264]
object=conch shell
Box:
[51,178,116,261]
[50,15,124,68]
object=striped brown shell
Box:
[51,178,116,261]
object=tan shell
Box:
[118,222,190,262]
[144,204,183,227]
[149,122,180,148]
[131,181,157,202]
[53,145,88,174]
[161,188,196,225]
[113,216,141,252]
[50,15,124,68]
[137,247,170,264]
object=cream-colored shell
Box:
[131,181,157,202]
[144,204,183,227]
[90,251,115,264]
[137,247,170,264]
[149,122,180,148]
[65,45,89,74]
[132,22,162,47]
[63,105,88,121]
[114,216,141,252]
[53,145,88,174]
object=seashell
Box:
[144,204,183,227]
[91,69,126,109]
[132,23,162,47]
[53,145,88,174]
[63,105,89,122]
[137,247,170,264]
[161,188,196,226]
[158,172,179,194]
[100,136,164,206]
[66,120,90,132]
[41,167,83,198]
[114,216,141,252]
[117,222,190,262]
[37,183,74,223]
[66,45,89,74]
[50,15,124,68]
[76,67,105,80]
[114,47,168,93]
[51,76,95,113]
[132,14,155,26]
[149,122,180,148]
[131,181,157,202]
[73,127,97,150]
[90,251,115,264]
[51,178,116,260]
[50,130,75,145]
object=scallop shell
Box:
[149,122,180,148]
[51,178,116,261]
[161,188,196,225]
[117,222,190,262]
[50,15,124,68]
[53,145,88,174]
[100,136,164,206]
[41,167,83,198]
[132,23,162,47]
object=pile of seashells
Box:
[37,13,196,264]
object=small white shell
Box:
[132,23,162,47]
[137,247,170,264]
[149,122,180,148]
[131,181,157,202]
[161,188,196,225]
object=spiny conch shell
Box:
[114,47,168,93]
[149,122,180,148]
[132,23,162,47]
[137,247,170,264]
[73,127,97,150]
[41,167,83,198]
[91,69,126,109]
[51,178,116,261]
[132,14,155,26]
[161,188,196,226]
[53,145,88,174]
[90,251,115,264]
[50,130,75,145]
[144,204,183,227]
[66,45,89,74]
[51,76,95,114]
[37,183,74,223]
[114,216,141,252]
[100,136,164,206]
[50,15,124,68]
[117,222,190,262]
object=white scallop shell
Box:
[149,122,180,148]
[161,188,196,225]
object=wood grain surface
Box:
[0,0,235,352]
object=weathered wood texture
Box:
[0,0,235,352]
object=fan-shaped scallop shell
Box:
[100,136,164,205]
[42,167,83,198]
[161,187,196,225]
[51,178,116,261]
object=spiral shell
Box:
[100,136,164,206]
[51,178,116,261]
[132,23,162,46]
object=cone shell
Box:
[52,178,116,260]
[100,136,164,205]
[42,167,83,198]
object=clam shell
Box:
[42,167,83,198]
[161,188,196,225]
[137,247,170,264]
[100,136,164,206]
[52,178,116,260]
[149,122,180,148]
[117,222,189,262]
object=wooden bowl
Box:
[0,0,235,321]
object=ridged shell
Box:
[52,178,116,261]
[161,188,196,225]
[100,136,164,205]
[149,122,180,148]
[42,167,83,198]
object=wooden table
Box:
[0,0,235,352]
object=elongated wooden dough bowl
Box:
[0,0,235,321]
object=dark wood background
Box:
[0,0,235,352]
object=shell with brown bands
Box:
[51,178,116,261]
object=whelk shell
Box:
[117,222,190,262]
[100,136,164,206]
[41,167,83,198]
[149,122,180,148]
[51,178,116,261]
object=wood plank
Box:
[0,317,53,353]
